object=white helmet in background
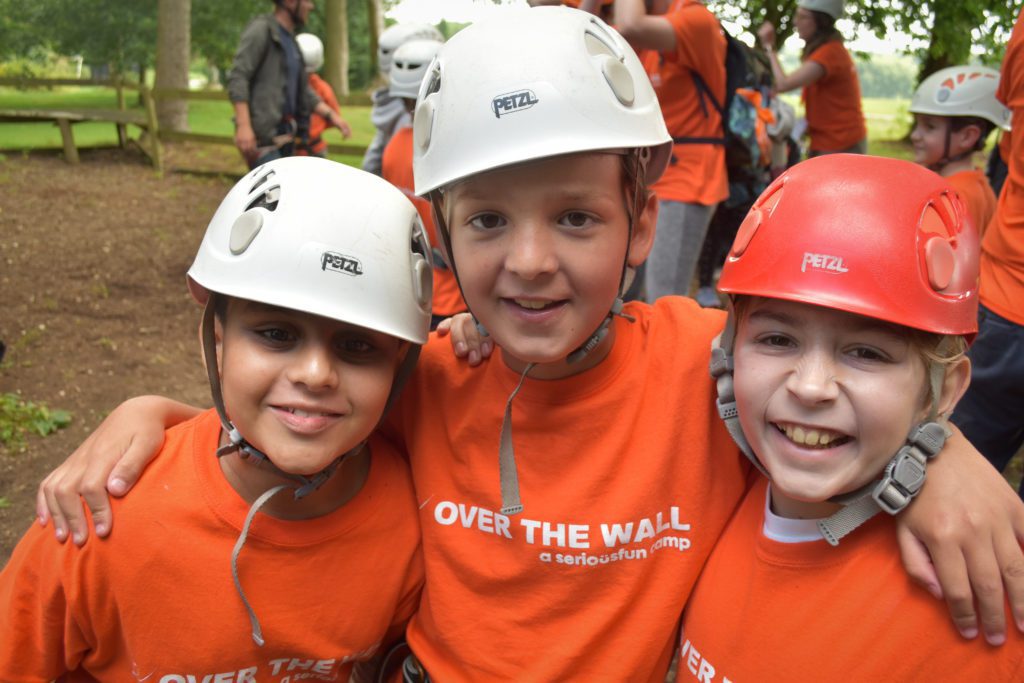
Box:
[188,156,431,345]
[910,65,1011,131]
[797,0,844,20]
[412,6,672,195]
[378,22,444,80]
[389,39,443,100]
[296,33,324,74]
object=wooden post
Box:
[55,117,79,164]
[141,86,164,174]
[115,78,128,148]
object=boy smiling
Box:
[0,158,428,679]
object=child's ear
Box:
[950,123,983,156]
[627,192,659,267]
[937,356,971,418]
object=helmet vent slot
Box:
[246,185,280,213]
[584,21,624,60]
[249,169,275,194]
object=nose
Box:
[504,221,558,280]
[287,340,340,391]
[785,350,840,405]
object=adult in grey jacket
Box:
[228,0,345,168]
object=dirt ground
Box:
[0,146,236,564]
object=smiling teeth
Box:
[780,424,843,447]
[288,408,330,418]
[515,299,549,310]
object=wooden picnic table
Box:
[0,105,160,170]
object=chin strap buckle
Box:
[871,422,948,515]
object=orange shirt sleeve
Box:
[802,41,867,152]
[979,8,1024,324]
[946,169,997,239]
[308,73,339,144]
[645,0,728,205]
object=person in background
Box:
[294,32,352,157]
[228,0,347,169]
[757,0,867,157]
[616,0,729,301]
[361,22,443,176]
[381,38,467,329]
[952,8,1024,498]
[910,66,1009,237]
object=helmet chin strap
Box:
[711,306,951,546]
[929,122,974,172]
[428,148,650,516]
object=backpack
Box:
[675,25,775,197]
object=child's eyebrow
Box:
[749,307,908,342]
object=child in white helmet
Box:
[362,22,444,176]
[295,33,352,157]
[32,7,1024,680]
[679,154,1023,681]
[380,38,467,328]
[0,158,428,679]
[910,65,1010,237]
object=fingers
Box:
[450,313,492,366]
[964,530,1008,645]
[1004,511,1024,634]
[897,524,943,599]
[922,521,984,640]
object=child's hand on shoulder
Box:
[437,313,493,366]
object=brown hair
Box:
[801,10,844,61]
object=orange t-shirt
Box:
[980,8,1024,324]
[679,479,1024,681]
[382,126,467,318]
[386,297,749,681]
[643,0,729,205]
[803,41,867,152]
[946,168,997,239]
[302,72,340,155]
[0,410,423,681]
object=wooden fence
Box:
[0,77,372,174]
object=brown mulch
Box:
[0,146,235,564]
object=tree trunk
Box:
[155,0,191,131]
[324,0,350,97]
[367,0,382,82]
[916,0,981,84]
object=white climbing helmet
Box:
[188,156,432,345]
[389,39,443,100]
[910,65,1011,131]
[296,33,324,74]
[412,5,672,195]
[378,22,444,80]
[797,0,844,20]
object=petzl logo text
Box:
[321,251,363,276]
[492,89,539,118]
[801,252,849,274]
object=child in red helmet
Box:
[678,154,1023,680]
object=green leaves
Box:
[0,393,72,451]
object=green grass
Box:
[0,86,374,165]
[0,393,71,452]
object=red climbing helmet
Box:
[717,154,979,338]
